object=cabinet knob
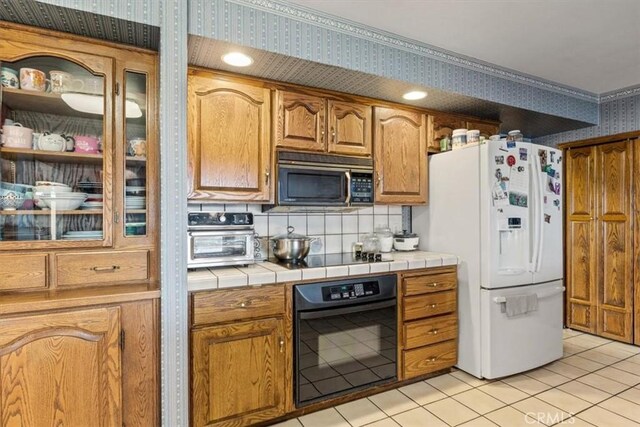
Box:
[430,304,437,308]
[279,338,284,353]
[428,329,439,335]
[239,300,251,308]
[430,282,438,287]
[265,170,270,185]
[427,357,437,362]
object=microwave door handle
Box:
[345,171,352,204]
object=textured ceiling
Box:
[285,0,640,94]
[189,36,593,137]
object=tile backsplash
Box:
[187,203,406,257]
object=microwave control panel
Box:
[350,172,374,204]
[322,280,380,301]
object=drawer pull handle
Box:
[428,329,439,335]
[430,304,437,308]
[427,357,438,362]
[92,265,120,273]
[279,338,284,353]
[430,282,438,287]
[239,300,251,308]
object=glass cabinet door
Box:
[0,55,109,244]
[123,71,148,237]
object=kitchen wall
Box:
[534,89,640,146]
[188,203,405,256]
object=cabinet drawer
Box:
[404,290,456,321]
[404,314,457,349]
[403,340,457,379]
[56,251,149,287]
[192,285,285,326]
[403,272,457,296]
[0,253,48,291]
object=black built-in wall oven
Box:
[293,274,397,407]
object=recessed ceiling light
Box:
[402,91,427,100]
[222,52,254,67]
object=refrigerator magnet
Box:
[507,155,516,167]
[495,155,504,165]
[550,151,555,163]
[547,167,556,177]
[538,149,548,171]
[544,195,548,204]
[507,140,516,148]
[519,147,528,161]
[544,214,551,224]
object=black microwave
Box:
[269,151,374,212]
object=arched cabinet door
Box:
[374,107,427,204]
[275,90,326,152]
[0,307,122,426]
[328,100,372,157]
[188,70,272,202]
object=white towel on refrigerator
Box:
[504,294,538,317]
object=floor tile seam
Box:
[501,395,591,427]
[588,383,640,424]
[331,403,358,427]
[579,357,640,387]
[364,394,410,419]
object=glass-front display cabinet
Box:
[0,33,156,250]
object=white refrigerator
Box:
[413,139,564,379]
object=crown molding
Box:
[599,85,640,103]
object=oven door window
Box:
[296,301,396,406]
[192,234,248,259]
[279,167,347,205]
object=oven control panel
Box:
[188,211,254,227]
[322,280,380,301]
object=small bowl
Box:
[35,184,72,194]
[38,194,86,211]
[0,193,25,210]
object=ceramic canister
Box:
[2,123,33,149]
[0,67,19,88]
[19,68,47,92]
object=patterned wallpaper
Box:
[535,90,640,146]
[188,0,599,128]
[0,0,159,49]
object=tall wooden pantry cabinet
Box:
[564,133,639,345]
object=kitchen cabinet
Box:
[399,266,458,379]
[188,70,272,202]
[0,307,122,425]
[373,107,427,204]
[565,138,634,343]
[0,22,159,427]
[427,114,466,153]
[466,120,499,140]
[190,285,288,427]
[275,90,372,157]
[0,22,159,287]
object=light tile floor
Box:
[274,330,640,427]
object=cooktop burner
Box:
[271,252,393,269]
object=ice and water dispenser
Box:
[497,216,528,273]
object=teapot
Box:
[37,132,74,152]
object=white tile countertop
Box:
[188,251,459,292]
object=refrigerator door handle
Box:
[534,153,545,272]
[530,153,543,272]
[492,286,566,303]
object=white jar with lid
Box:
[466,129,480,144]
[375,226,394,253]
[451,128,467,150]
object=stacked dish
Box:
[126,186,146,196]
[125,222,146,235]
[35,191,88,211]
[62,230,103,240]
[125,195,146,209]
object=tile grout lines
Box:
[296,331,640,427]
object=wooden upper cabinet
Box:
[466,121,499,140]
[566,146,597,333]
[327,100,372,157]
[596,141,633,342]
[275,90,326,152]
[188,71,272,202]
[0,307,122,426]
[374,107,427,204]
[427,114,466,153]
[191,317,286,427]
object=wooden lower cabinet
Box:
[0,307,122,426]
[191,317,286,427]
[0,299,158,427]
[400,267,458,379]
